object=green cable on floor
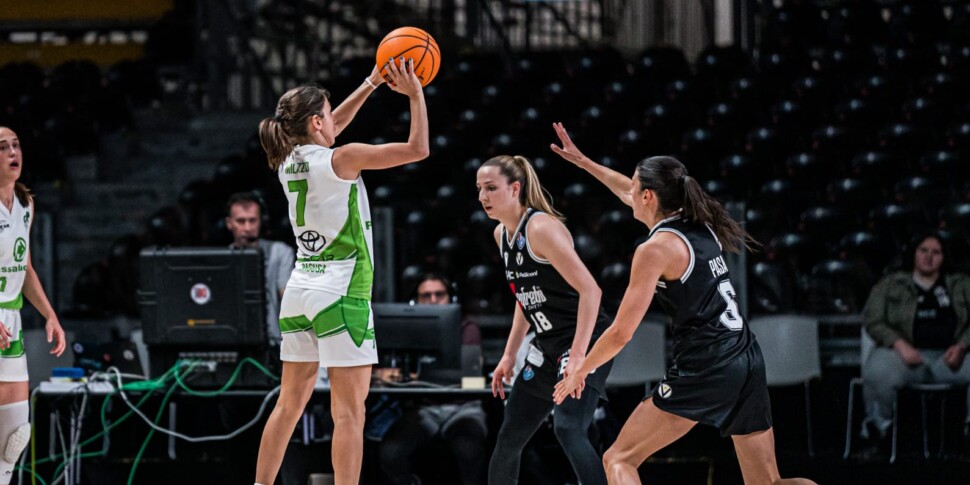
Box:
[24,358,280,484]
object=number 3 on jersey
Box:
[717,280,743,330]
[529,311,553,334]
[287,179,308,227]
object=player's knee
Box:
[552,416,585,442]
[0,401,30,484]
[602,446,634,471]
[332,404,366,430]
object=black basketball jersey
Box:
[648,214,753,372]
[500,209,610,354]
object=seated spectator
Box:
[225,191,294,344]
[377,273,487,485]
[862,231,970,451]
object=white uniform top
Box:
[0,198,30,310]
[278,144,374,300]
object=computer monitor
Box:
[137,246,266,347]
[373,303,462,384]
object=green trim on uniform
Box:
[316,184,373,300]
[0,293,23,310]
[0,330,23,358]
[279,315,313,334]
[278,295,374,347]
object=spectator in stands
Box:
[225,191,294,344]
[862,231,970,449]
[376,273,487,485]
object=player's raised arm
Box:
[550,122,633,207]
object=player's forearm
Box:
[576,324,626,376]
[23,265,54,319]
[502,311,530,360]
[577,157,633,206]
[332,75,380,136]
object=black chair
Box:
[945,122,970,149]
[851,150,905,183]
[868,203,925,251]
[878,122,930,158]
[826,178,877,208]
[839,230,892,277]
[799,206,854,249]
[599,262,631,314]
[804,259,872,314]
[750,261,796,314]
[785,152,824,189]
[919,149,967,188]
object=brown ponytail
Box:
[258,85,330,170]
[482,155,564,221]
[14,182,31,208]
[636,156,758,254]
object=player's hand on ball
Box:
[366,65,386,89]
[384,57,422,98]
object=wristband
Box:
[364,77,378,90]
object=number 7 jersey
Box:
[278,145,374,300]
[648,214,753,372]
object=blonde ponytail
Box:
[482,155,564,221]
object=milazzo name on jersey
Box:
[516,285,547,309]
[283,161,310,174]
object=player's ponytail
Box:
[258,85,330,170]
[636,156,757,254]
[13,182,31,208]
[482,155,564,221]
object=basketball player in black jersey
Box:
[550,123,816,485]
[476,155,614,485]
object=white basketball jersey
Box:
[278,144,374,300]
[0,199,30,310]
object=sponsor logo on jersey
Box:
[298,230,326,253]
[516,234,526,250]
[190,283,212,305]
[516,285,547,309]
[23,211,29,229]
[659,383,672,398]
[503,251,508,266]
[513,270,537,279]
[0,222,9,233]
[522,365,535,381]
[299,261,327,274]
[13,238,25,262]
[516,252,524,266]
[283,162,310,174]
[1,264,27,273]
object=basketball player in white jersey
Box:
[253,59,428,485]
[0,127,66,485]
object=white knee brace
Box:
[0,401,29,484]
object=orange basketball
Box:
[376,27,441,87]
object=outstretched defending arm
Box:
[550,122,634,207]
